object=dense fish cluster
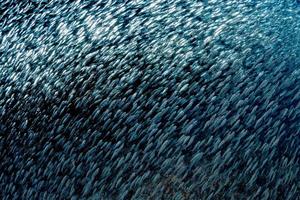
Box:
[1,0,300,199]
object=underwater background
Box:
[1,0,300,199]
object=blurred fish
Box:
[1,0,300,199]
